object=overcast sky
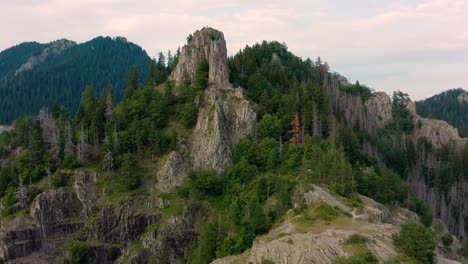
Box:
[1,0,467,100]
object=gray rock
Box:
[170,27,230,88]
[15,39,76,75]
[365,92,392,131]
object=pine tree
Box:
[125,66,139,99]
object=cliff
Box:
[158,27,256,192]
[212,185,458,264]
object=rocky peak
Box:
[15,39,76,75]
[170,27,230,88]
[457,91,468,104]
[364,92,392,130]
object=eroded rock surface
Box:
[365,92,392,130]
[170,27,230,88]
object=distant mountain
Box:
[0,36,151,123]
[416,88,468,137]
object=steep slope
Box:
[0,37,151,123]
[157,27,256,192]
[416,88,468,137]
[213,185,457,264]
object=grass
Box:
[291,202,350,232]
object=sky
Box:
[1,0,467,100]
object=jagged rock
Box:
[156,151,191,192]
[87,206,160,246]
[30,189,84,250]
[365,92,392,130]
[82,244,122,264]
[142,216,196,264]
[212,187,419,264]
[0,215,41,260]
[158,28,256,191]
[413,116,467,149]
[73,170,99,218]
[406,100,417,115]
[191,87,256,173]
[170,27,229,88]
[337,75,350,86]
[457,92,468,104]
[15,39,75,75]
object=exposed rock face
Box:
[87,206,160,245]
[73,170,99,218]
[0,216,41,260]
[413,116,467,149]
[15,39,75,75]
[191,88,256,173]
[364,92,392,130]
[158,27,257,192]
[212,185,423,264]
[457,92,468,104]
[30,189,84,250]
[157,151,191,192]
[170,27,230,88]
[406,99,417,115]
[142,216,196,264]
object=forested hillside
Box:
[0,27,465,264]
[416,88,468,137]
[0,37,154,124]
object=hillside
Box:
[0,27,466,264]
[0,37,152,124]
[416,88,468,137]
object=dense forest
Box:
[0,37,154,124]
[416,88,468,137]
[0,37,456,264]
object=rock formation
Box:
[213,185,457,264]
[158,27,256,192]
[457,92,468,104]
[170,27,230,88]
[15,39,76,75]
[364,92,393,131]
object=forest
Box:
[0,36,154,124]
[1,39,460,264]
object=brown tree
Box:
[290,112,301,144]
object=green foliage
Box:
[65,240,88,264]
[0,37,151,123]
[334,250,378,264]
[458,237,468,258]
[408,196,432,227]
[345,234,369,245]
[416,88,468,137]
[191,169,222,196]
[258,114,281,140]
[194,59,209,90]
[118,153,141,190]
[392,223,436,264]
[341,81,373,102]
[441,233,453,248]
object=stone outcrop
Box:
[15,39,75,75]
[74,170,99,218]
[87,206,160,245]
[191,88,256,173]
[457,92,468,104]
[170,27,230,88]
[158,27,256,192]
[212,185,421,264]
[364,92,392,130]
[413,116,467,149]
[30,189,84,250]
[213,185,460,264]
[0,215,41,260]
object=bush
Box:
[345,234,368,245]
[65,240,88,264]
[192,169,222,195]
[392,223,435,264]
[441,233,453,248]
[334,250,378,264]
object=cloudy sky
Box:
[1,0,467,100]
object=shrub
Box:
[392,223,435,264]
[65,240,87,264]
[441,233,453,248]
[345,234,368,245]
[192,169,222,195]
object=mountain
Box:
[416,88,468,137]
[0,36,152,124]
[0,27,466,264]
